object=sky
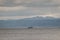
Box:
[0,0,60,20]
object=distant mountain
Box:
[0,16,60,28]
[22,16,57,20]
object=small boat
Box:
[28,27,33,29]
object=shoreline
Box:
[0,27,60,30]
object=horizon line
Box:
[0,15,60,20]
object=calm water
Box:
[0,28,60,40]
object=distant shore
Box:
[0,27,60,30]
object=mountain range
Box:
[0,16,60,28]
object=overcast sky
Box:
[0,0,60,19]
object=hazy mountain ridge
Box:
[0,16,60,28]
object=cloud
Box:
[0,0,60,11]
[0,0,60,18]
[13,0,22,4]
[0,6,27,12]
[0,0,5,3]
[0,7,60,17]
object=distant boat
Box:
[28,27,33,29]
